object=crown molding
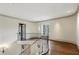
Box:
[35,5,79,23]
[0,13,35,23]
[0,5,78,23]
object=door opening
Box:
[18,23,26,41]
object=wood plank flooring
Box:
[21,39,79,55]
[48,40,79,55]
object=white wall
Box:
[77,11,79,48]
[0,16,38,44]
[0,13,77,54]
[37,14,77,44]
[0,12,77,54]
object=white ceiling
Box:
[0,3,78,22]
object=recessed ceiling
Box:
[0,3,78,22]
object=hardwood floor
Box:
[21,39,79,55]
[48,40,79,55]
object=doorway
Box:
[18,23,26,41]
